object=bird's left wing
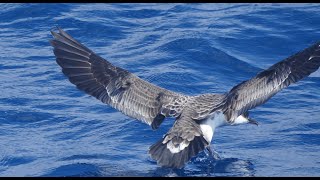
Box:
[50,28,189,130]
[223,41,320,122]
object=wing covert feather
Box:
[224,42,320,122]
[50,28,188,129]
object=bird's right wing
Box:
[50,28,189,130]
[223,41,320,122]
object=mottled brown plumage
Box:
[223,42,320,122]
[50,28,186,130]
[50,27,320,169]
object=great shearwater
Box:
[50,28,320,169]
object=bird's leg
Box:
[205,146,221,160]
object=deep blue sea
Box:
[0,3,320,177]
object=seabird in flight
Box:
[50,28,320,169]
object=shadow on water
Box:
[42,153,255,177]
[42,163,103,177]
[148,152,255,177]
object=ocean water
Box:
[0,3,320,177]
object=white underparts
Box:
[199,111,227,143]
[165,112,249,154]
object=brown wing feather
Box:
[50,28,188,129]
[224,42,320,122]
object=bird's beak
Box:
[248,118,259,126]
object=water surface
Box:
[0,3,320,177]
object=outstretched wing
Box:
[149,115,208,169]
[50,28,188,129]
[224,41,320,122]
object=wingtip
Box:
[49,28,58,45]
[50,26,61,37]
[57,26,64,34]
[50,26,65,35]
[50,30,56,37]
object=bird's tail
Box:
[148,134,208,169]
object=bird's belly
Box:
[199,123,214,143]
[199,111,227,143]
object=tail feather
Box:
[149,135,208,169]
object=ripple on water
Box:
[0,3,319,177]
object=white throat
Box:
[199,111,227,143]
[233,115,249,125]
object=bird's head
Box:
[232,111,259,126]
